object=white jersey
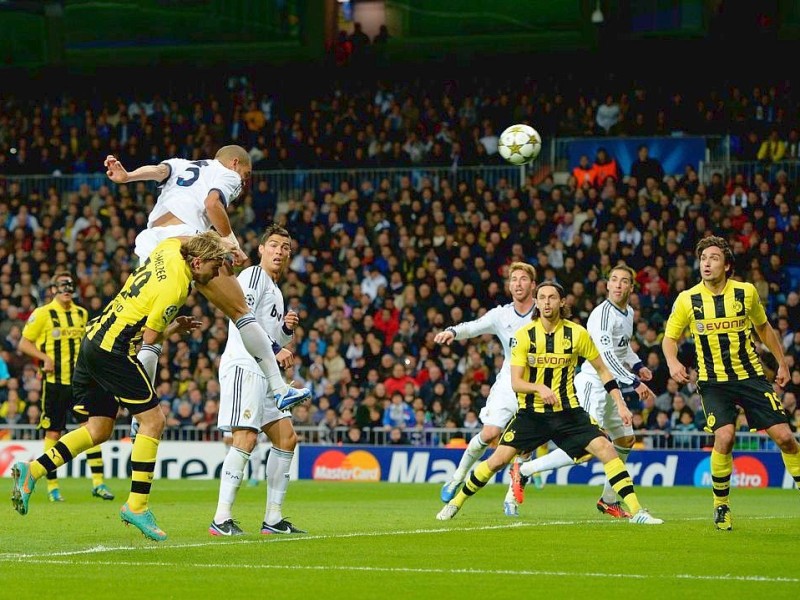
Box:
[149,158,242,232]
[451,302,533,384]
[579,299,640,386]
[219,265,292,374]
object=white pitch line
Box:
[0,520,544,558]
[0,514,792,561]
[0,558,796,584]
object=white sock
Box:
[452,432,489,482]
[519,447,573,478]
[214,446,249,523]
[235,315,288,396]
[602,445,632,503]
[265,447,294,525]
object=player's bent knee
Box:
[480,426,502,445]
[768,425,799,452]
[232,429,259,452]
[614,435,636,449]
[135,406,167,438]
[86,417,115,443]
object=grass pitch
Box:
[1,479,797,599]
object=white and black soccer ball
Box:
[498,123,542,166]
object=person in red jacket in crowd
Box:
[591,147,622,187]
[383,362,419,397]
[373,297,400,344]
[572,154,597,188]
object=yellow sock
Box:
[85,445,105,487]
[31,428,95,480]
[710,450,733,508]
[453,461,495,508]
[603,457,641,514]
[43,438,59,491]
[781,451,800,491]
[127,434,159,512]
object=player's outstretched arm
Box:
[104,155,169,184]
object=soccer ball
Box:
[498,124,542,166]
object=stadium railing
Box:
[2,135,747,200]
[699,159,800,185]
[0,424,795,450]
[2,165,531,201]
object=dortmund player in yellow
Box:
[437,281,663,524]
[11,232,229,541]
[19,272,114,503]
[662,236,800,531]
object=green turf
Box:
[2,479,798,599]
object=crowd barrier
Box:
[1,432,796,489]
[3,134,761,201]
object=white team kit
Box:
[134,158,243,260]
[575,299,640,439]
[218,266,292,431]
[451,303,533,428]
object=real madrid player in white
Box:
[104,147,309,409]
[435,262,536,516]
[210,224,307,536]
[511,265,654,518]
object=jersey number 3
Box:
[176,160,209,187]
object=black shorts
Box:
[72,338,158,419]
[40,381,74,431]
[699,377,789,432]
[499,408,606,460]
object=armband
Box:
[282,324,293,336]
[604,380,620,393]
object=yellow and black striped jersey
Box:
[664,279,766,382]
[510,318,599,412]
[86,238,191,355]
[21,300,88,385]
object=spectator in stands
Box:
[572,154,596,189]
[591,147,621,186]
[757,128,787,165]
[382,392,414,430]
[629,144,665,186]
[595,94,621,134]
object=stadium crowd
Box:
[0,69,799,446]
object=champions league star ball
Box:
[498,123,542,166]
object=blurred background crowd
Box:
[1,11,799,447]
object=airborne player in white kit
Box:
[104,147,309,409]
[435,262,536,517]
[511,265,654,518]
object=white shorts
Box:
[218,364,290,432]
[574,371,633,441]
[134,223,201,261]
[478,376,519,429]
